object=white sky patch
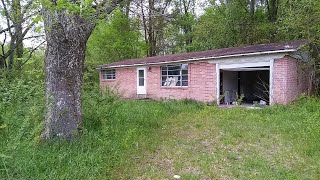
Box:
[0,18,45,48]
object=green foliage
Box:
[85,10,146,86]
[165,10,196,53]
[2,51,319,179]
[192,6,229,50]
[0,76,44,106]
[0,68,204,178]
[1,0,320,178]
[1,67,320,178]
[192,1,275,51]
[86,10,146,66]
[192,0,319,51]
[277,0,320,43]
[41,0,95,16]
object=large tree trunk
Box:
[14,0,23,59]
[41,9,94,139]
[41,0,123,140]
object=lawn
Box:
[1,85,320,179]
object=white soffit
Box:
[223,67,270,71]
[98,50,293,69]
[220,61,271,69]
[208,53,287,68]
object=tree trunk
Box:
[147,0,157,57]
[182,0,193,52]
[41,8,94,139]
[0,57,6,69]
[15,23,24,59]
[125,0,131,17]
[7,0,24,69]
[14,0,23,59]
[266,0,278,42]
[8,36,15,69]
[141,0,149,56]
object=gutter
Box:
[96,49,297,70]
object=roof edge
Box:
[96,49,297,69]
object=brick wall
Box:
[273,56,309,104]
[147,62,216,102]
[100,57,309,105]
[100,61,217,102]
[100,67,137,98]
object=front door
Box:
[137,67,147,95]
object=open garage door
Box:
[220,68,270,105]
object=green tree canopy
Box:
[86,9,146,66]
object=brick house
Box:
[97,40,310,105]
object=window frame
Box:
[101,69,116,80]
[161,64,188,87]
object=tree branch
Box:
[17,41,46,69]
[23,35,45,40]
[95,0,126,16]
[3,21,36,59]
[0,25,15,34]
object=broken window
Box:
[161,64,188,87]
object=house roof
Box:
[97,40,308,69]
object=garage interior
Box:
[220,67,270,105]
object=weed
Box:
[1,76,320,179]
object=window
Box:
[138,69,144,86]
[102,69,116,80]
[161,64,188,87]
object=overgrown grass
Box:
[1,78,320,179]
[135,97,320,179]
[0,79,204,179]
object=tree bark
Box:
[182,0,193,52]
[13,0,23,59]
[147,0,157,57]
[8,36,15,69]
[41,0,124,140]
[41,8,95,139]
[0,57,6,68]
[266,0,279,42]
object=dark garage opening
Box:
[220,68,270,105]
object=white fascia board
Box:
[224,67,270,71]
[220,61,271,69]
[98,49,295,69]
[208,53,288,65]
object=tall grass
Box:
[1,75,320,179]
[0,77,204,179]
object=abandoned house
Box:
[97,40,311,105]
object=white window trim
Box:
[161,64,188,87]
[102,69,116,80]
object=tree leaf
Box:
[0,154,12,159]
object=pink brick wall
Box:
[147,62,216,102]
[100,56,309,105]
[272,56,309,105]
[100,62,217,102]
[100,67,137,98]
